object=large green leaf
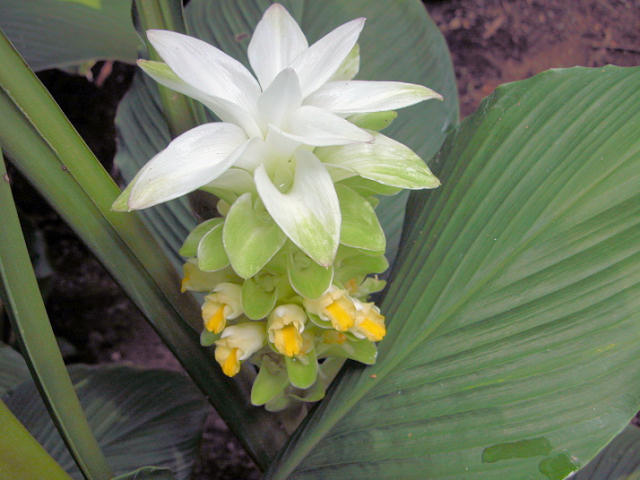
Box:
[132,0,202,138]
[3,364,208,480]
[0,155,112,480]
[571,425,640,480]
[113,467,176,480]
[114,0,458,269]
[0,399,73,480]
[0,0,139,70]
[0,29,283,468]
[0,343,29,396]
[266,66,640,479]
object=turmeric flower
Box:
[113,3,441,266]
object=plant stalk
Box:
[0,156,112,480]
[133,0,204,135]
[0,29,286,469]
[0,399,75,480]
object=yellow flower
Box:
[352,299,386,342]
[304,286,356,331]
[214,322,266,377]
[201,283,243,334]
[267,304,306,357]
[322,330,347,345]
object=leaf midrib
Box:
[387,68,639,370]
[269,67,640,479]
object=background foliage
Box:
[1,1,640,479]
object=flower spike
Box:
[114,2,443,407]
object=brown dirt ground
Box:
[429,0,640,116]
[4,1,639,479]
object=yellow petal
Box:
[205,305,226,333]
[273,325,303,357]
[358,317,386,342]
[325,297,355,331]
[222,348,240,377]
[180,272,190,293]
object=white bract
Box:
[113,3,442,266]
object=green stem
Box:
[0,156,112,480]
[0,399,74,480]
[0,29,286,468]
[134,0,204,135]
[0,27,200,333]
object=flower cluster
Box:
[180,244,388,409]
[113,3,440,409]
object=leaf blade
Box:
[267,66,640,479]
[4,364,208,480]
[571,425,640,480]
[0,399,73,480]
[0,30,285,468]
[0,0,139,70]
[0,156,112,480]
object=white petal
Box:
[128,123,247,209]
[276,105,372,146]
[248,3,308,90]
[264,127,302,162]
[290,18,365,97]
[204,168,255,194]
[315,131,440,189]
[219,322,266,360]
[138,60,262,137]
[147,30,261,114]
[230,137,269,171]
[306,80,443,113]
[257,68,302,129]
[255,150,340,266]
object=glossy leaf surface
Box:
[0,399,73,480]
[0,156,111,480]
[0,343,30,396]
[4,365,208,480]
[112,467,176,480]
[0,0,139,70]
[571,425,640,480]
[267,66,640,479]
[0,31,283,468]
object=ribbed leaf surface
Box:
[114,0,458,268]
[0,343,29,397]
[572,425,640,480]
[0,0,138,70]
[3,365,208,480]
[113,467,176,480]
[267,66,640,479]
[115,72,196,269]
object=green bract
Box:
[286,249,334,299]
[223,193,285,278]
[285,350,318,390]
[242,275,278,320]
[196,222,228,271]
[112,3,441,265]
[336,184,385,253]
[111,2,443,410]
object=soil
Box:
[428,0,640,116]
[3,1,639,479]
